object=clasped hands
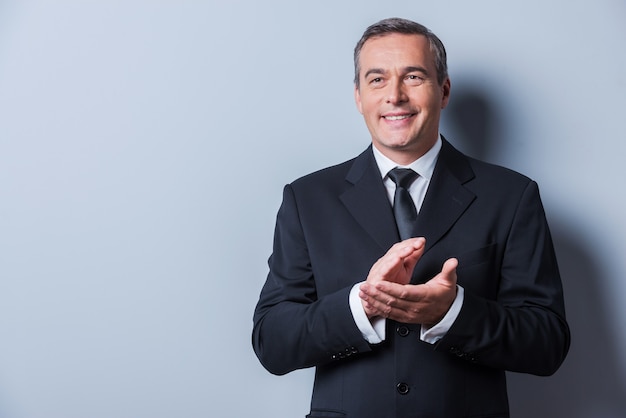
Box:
[359,237,458,326]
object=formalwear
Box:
[252,138,570,417]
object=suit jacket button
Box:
[396,382,410,395]
[397,326,410,337]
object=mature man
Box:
[253,17,570,417]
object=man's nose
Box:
[386,79,408,104]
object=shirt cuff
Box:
[420,285,464,344]
[349,282,386,344]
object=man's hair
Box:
[353,17,448,88]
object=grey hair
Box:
[353,17,448,88]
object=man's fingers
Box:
[371,281,421,304]
[388,237,425,259]
[362,257,459,324]
[365,238,427,286]
[359,285,393,318]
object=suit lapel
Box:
[416,138,476,253]
[338,140,476,254]
[340,146,399,251]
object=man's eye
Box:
[370,77,382,84]
[406,75,425,84]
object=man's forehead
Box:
[360,33,431,60]
[359,34,434,69]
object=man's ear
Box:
[354,85,363,114]
[441,77,451,109]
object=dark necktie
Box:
[387,168,419,240]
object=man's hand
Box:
[360,254,458,326]
[359,238,425,318]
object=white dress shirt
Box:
[348,136,465,344]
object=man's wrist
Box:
[349,282,386,344]
[420,285,464,344]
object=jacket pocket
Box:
[456,243,497,269]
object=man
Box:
[253,17,570,418]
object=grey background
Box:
[1,1,625,417]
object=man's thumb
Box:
[441,258,458,283]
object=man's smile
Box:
[382,113,416,121]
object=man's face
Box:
[355,33,450,164]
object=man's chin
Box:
[381,140,416,152]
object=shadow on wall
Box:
[444,82,626,418]
[443,84,503,163]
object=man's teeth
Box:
[384,115,411,121]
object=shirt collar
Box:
[372,135,442,181]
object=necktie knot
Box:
[388,168,418,189]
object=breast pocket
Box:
[455,243,500,297]
[456,243,497,269]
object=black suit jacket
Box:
[253,139,570,418]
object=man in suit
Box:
[252,17,570,417]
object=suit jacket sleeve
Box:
[252,184,372,375]
[435,180,570,375]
